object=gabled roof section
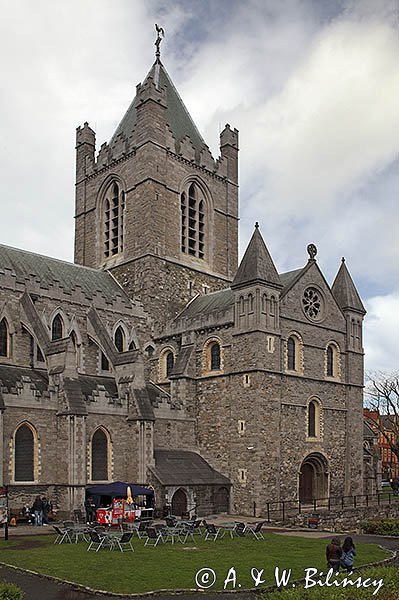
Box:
[110,61,207,156]
[0,244,129,304]
[232,224,281,290]
[331,258,366,315]
[152,449,231,486]
[177,289,234,320]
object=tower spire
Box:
[155,24,165,63]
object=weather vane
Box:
[155,24,165,62]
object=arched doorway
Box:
[171,488,187,516]
[299,453,328,502]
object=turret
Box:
[220,124,239,183]
[75,122,95,183]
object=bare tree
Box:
[365,372,399,464]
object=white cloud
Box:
[364,292,399,372]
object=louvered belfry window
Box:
[104,183,125,258]
[91,429,108,481]
[15,425,34,481]
[181,183,205,259]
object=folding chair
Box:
[246,521,265,540]
[53,525,72,544]
[111,532,135,552]
[233,522,246,537]
[193,519,203,535]
[204,523,224,541]
[87,530,110,552]
[136,521,150,539]
[179,521,196,544]
[144,527,163,547]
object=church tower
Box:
[74,32,238,329]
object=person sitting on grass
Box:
[326,537,342,573]
[340,536,356,573]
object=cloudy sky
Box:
[1,0,398,372]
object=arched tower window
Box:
[104,182,125,259]
[114,326,126,353]
[307,399,321,439]
[166,351,174,377]
[210,342,221,371]
[0,318,9,357]
[14,423,35,482]
[287,337,296,370]
[327,345,334,377]
[91,428,110,481]
[181,182,205,259]
[51,314,64,341]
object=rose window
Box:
[302,287,322,320]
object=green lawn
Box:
[0,533,390,594]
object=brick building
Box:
[0,47,367,516]
[364,409,399,481]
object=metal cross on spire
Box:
[155,24,165,62]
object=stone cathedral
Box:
[0,39,366,517]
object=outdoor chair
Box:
[204,523,224,541]
[193,519,203,535]
[136,521,150,539]
[144,527,163,547]
[233,522,246,537]
[87,530,110,552]
[53,525,72,544]
[246,521,265,540]
[111,532,135,552]
[165,516,177,527]
[179,521,196,544]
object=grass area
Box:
[0,532,390,594]
[263,566,399,599]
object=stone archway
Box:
[299,453,329,502]
[171,488,188,516]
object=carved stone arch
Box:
[159,345,177,381]
[12,421,39,483]
[202,336,224,374]
[325,340,341,380]
[67,316,83,346]
[179,175,214,266]
[90,426,112,482]
[111,320,129,353]
[87,334,113,373]
[298,452,329,502]
[49,307,68,341]
[285,331,304,374]
[171,487,188,517]
[127,326,139,351]
[0,303,16,335]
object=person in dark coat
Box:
[326,537,342,573]
[84,497,96,524]
[32,496,43,526]
[41,496,51,525]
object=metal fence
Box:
[264,492,399,523]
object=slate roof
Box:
[79,375,118,400]
[0,244,129,304]
[152,449,231,486]
[63,378,87,415]
[171,346,193,377]
[331,258,366,314]
[110,61,207,156]
[232,225,281,290]
[178,289,234,320]
[0,365,48,395]
[132,387,155,421]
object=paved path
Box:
[0,529,397,599]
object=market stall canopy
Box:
[86,482,154,497]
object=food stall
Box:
[85,481,154,525]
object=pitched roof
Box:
[231,224,281,290]
[152,449,231,486]
[0,365,48,395]
[177,289,234,320]
[331,258,366,314]
[110,61,206,156]
[0,244,129,304]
